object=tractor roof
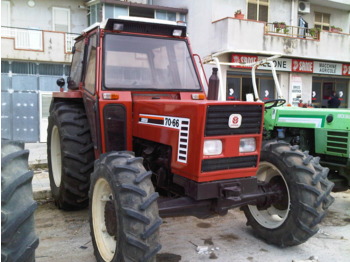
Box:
[81,17,187,37]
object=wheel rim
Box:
[92,178,117,262]
[248,161,290,229]
[51,125,62,187]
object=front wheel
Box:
[243,141,334,247]
[90,152,162,262]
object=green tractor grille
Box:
[326,131,349,155]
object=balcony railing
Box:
[1,26,79,53]
[265,23,320,40]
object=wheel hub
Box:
[104,200,117,237]
[269,176,289,210]
[247,161,291,229]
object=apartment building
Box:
[152,0,350,108]
[1,0,87,142]
[2,0,349,142]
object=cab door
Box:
[82,34,101,153]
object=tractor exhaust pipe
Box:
[207,67,220,100]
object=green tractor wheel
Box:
[243,141,334,246]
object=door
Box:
[82,34,101,152]
[242,77,256,101]
[322,82,334,107]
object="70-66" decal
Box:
[139,114,190,163]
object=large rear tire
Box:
[47,99,94,210]
[90,152,162,262]
[243,141,334,247]
[1,140,39,261]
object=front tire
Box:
[243,141,334,247]
[90,152,162,262]
[47,99,94,210]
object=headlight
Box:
[203,140,222,156]
[240,138,256,153]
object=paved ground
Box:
[34,192,350,262]
[29,143,350,261]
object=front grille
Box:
[205,105,262,136]
[326,131,349,155]
[202,155,258,172]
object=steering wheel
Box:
[264,99,286,109]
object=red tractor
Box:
[47,18,334,262]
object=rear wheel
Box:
[47,99,94,210]
[1,140,39,261]
[243,141,334,246]
[90,152,162,262]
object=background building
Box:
[1,0,87,142]
[2,0,350,142]
[152,0,350,108]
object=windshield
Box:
[104,34,201,91]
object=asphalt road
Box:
[35,191,350,262]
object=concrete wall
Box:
[5,0,87,33]
[212,18,350,62]
[2,31,73,63]
[269,0,292,25]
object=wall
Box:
[212,18,350,62]
[5,0,87,33]
[269,0,292,25]
[2,31,73,63]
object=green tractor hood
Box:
[265,107,350,130]
[265,107,350,158]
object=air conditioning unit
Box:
[298,1,311,14]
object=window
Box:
[314,12,330,31]
[53,7,70,32]
[129,6,154,18]
[227,78,241,100]
[89,4,102,25]
[38,64,63,76]
[1,1,10,26]
[155,10,176,21]
[68,40,85,88]
[247,0,269,22]
[12,62,37,75]
[105,5,128,20]
[312,77,348,108]
[227,73,275,101]
[84,35,97,94]
[1,61,10,73]
[104,34,201,91]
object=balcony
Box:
[265,23,319,40]
[1,26,79,63]
[211,18,350,62]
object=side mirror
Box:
[56,78,66,88]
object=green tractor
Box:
[264,106,350,191]
[205,54,349,192]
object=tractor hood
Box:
[265,107,350,131]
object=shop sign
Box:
[314,61,342,75]
[342,64,350,76]
[292,59,313,73]
[230,54,347,76]
[291,76,302,107]
[230,54,258,68]
[257,57,291,71]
